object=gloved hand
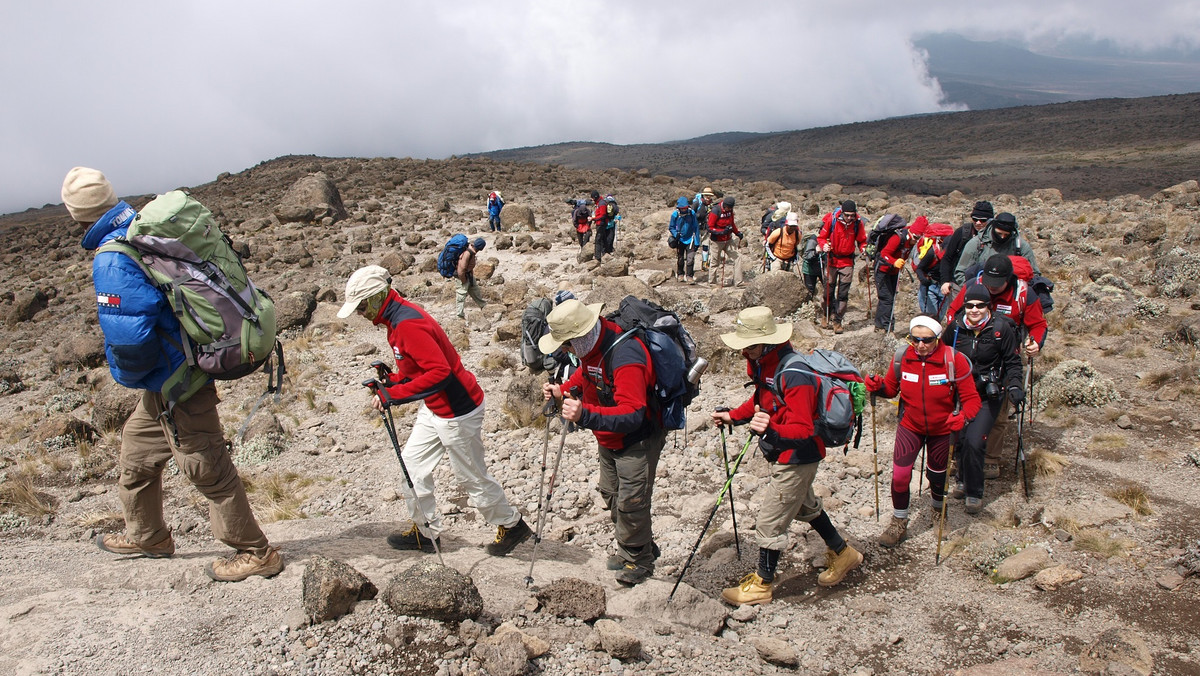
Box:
[894,258,906,269]
[864,374,885,393]
[737,232,745,240]
[946,412,966,432]
[1008,386,1025,406]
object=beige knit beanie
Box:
[61,167,118,223]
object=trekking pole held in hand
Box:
[1011,401,1030,500]
[370,360,392,382]
[669,433,755,603]
[363,379,445,566]
[870,394,880,522]
[714,407,741,559]
[526,385,580,588]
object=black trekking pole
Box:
[363,378,445,567]
[525,386,580,588]
[821,254,833,329]
[713,407,741,559]
[669,433,755,603]
[870,394,880,522]
[1026,354,1037,427]
[1011,400,1030,500]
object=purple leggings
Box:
[892,426,951,511]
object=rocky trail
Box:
[0,156,1198,675]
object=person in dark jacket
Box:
[590,190,615,263]
[943,285,1024,513]
[341,266,531,556]
[954,212,1040,286]
[864,315,982,548]
[541,300,666,586]
[940,201,993,298]
[668,196,700,283]
[68,167,282,583]
[572,199,592,250]
[873,216,913,332]
[713,307,862,606]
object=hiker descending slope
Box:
[817,200,868,334]
[540,300,666,586]
[486,190,504,231]
[707,196,744,287]
[67,167,283,583]
[339,265,530,557]
[863,315,980,548]
[713,307,863,606]
[766,212,803,272]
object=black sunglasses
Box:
[964,301,989,309]
[907,334,938,344]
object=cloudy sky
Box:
[3,0,1199,215]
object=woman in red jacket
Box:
[864,315,981,548]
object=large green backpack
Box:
[99,191,283,408]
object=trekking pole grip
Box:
[714,406,730,430]
[362,378,394,407]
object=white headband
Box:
[909,315,943,335]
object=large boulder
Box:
[501,204,535,230]
[7,289,48,325]
[301,555,378,624]
[742,270,809,314]
[91,383,140,431]
[606,579,727,635]
[535,577,606,621]
[274,172,348,224]
[275,291,317,332]
[380,561,483,622]
[52,335,106,372]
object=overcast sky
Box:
[3,0,1199,215]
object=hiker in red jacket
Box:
[873,216,914,332]
[816,200,868,333]
[707,196,744,287]
[864,315,981,548]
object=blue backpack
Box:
[437,234,469,278]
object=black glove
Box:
[737,232,745,240]
[1008,386,1025,406]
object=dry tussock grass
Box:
[1088,433,1128,453]
[1108,483,1153,516]
[0,473,56,519]
[1030,449,1068,477]
[75,510,124,530]
[1073,528,1133,558]
[243,471,318,522]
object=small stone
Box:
[730,605,759,622]
[1115,414,1133,429]
[1156,572,1185,590]
[1034,565,1083,591]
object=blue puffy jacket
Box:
[81,201,187,393]
[668,209,699,247]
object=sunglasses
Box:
[964,301,989,309]
[972,217,989,223]
[907,335,938,345]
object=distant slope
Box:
[474,93,1200,199]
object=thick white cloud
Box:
[2,0,1198,214]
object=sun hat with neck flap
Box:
[538,299,605,354]
[720,306,792,350]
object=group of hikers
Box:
[65,167,1048,611]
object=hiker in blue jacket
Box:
[486,190,504,231]
[668,196,700,284]
[66,167,281,583]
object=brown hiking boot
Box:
[983,463,1000,480]
[205,546,283,582]
[721,572,773,606]
[820,316,831,330]
[818,545,863,587]
[833,320,845,334]
[96,532,175,558]
[878,517,908,548]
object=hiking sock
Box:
[757,547,781,583]
[809,511,846,554]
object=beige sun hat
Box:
[337,265,391,318]
[538,299,605,354]
[772,201,791,221]
[720,306,793,350]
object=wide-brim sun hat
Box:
[337,265,391,318]
[538,300,605,354]
[772,201,792,220]
[720,306,793,350]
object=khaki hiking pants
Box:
[455,278,485,318]
[598,430,667,567]
[118,382,269,552]
[398,400,520,539]
[708,239,743,286]
[756,461,825,551]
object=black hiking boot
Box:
[486,518,532,556]
[387,524,440,553]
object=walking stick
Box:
[1027,354,1037,427]
[917,445,926,496]
[669,433,754,603]
[870,394,880,522]
[935,437,954,565]
[526,386,579,588]
[822,254,833,329]
[713,407,741,559]
[1012,400,1030,500]
[364,378,445,567]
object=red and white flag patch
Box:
[96,293,121,308]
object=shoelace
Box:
[493,526,507,543]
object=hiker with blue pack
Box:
[668,196,700,283]
[713,306,863,606]
[540,299,668,586]
[486,190,503,231]
[67,167,283,583]
[438,235,487,319]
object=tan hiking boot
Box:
[721,572,773,606]
[820,316,831,330]
[824,548,837,569]
[833,320,844,334]
[205,546,283,582]
[878,516,908,548]
[818,545,863,587]
[96,532,175,558]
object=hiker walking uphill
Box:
[571,198,592,250]
[668,196,700,283]
[863,315,981,548]
[453,237,487,319]
[817,200,868,334]
[486,190,504,231]
[339,266,531,557]
[713,307,863,606]
[944,254,1046,479]
[940,201,994,299]
[590,190,618,263]
[944,285,1025,513]
[707,196,745,287]
[871,214,914,333]
[540,299,667,586]
[913,218,955,317]
[66,167,283,583]
[692,187,717,271]
[766,211,803,272]
[953,212,1040,286]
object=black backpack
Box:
[520,298,557,372]
[867,214,907,262]
[602,296,701,430]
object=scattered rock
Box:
[52,335,106,371]
[91,384,140,431]
[1115,414,1133,429]
[301,555,378,624]
[1155,571,1185,590]
[995,545,1051,582]
[380,561,483,622]
[1033,565,1083,591]
[275,291,317,331]
[275,172,348,223]
[494,623,550,658]
[1080,627,1153,676]
[594,619,642,660]
[471,630,528,676]
[606,579,728,635]
[7,289,48,324]
[747,635,799,667]
[534,577,606,622]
